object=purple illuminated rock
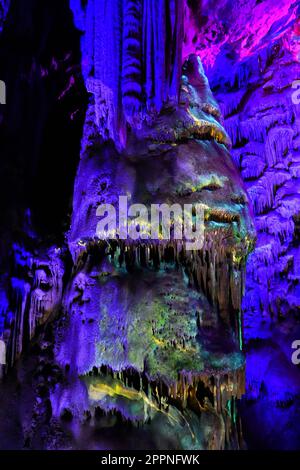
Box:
[0,0,258,451]
[51,5,255,448]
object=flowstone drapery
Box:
[0,0,255,450]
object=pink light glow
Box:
[183,0,297,70]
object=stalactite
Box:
[264,127,294,167]
[122,0,143,118]
[70,0,184,148]
[247,169,291,214]
[9,278,31,366]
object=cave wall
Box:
[191,0,300,449]
[0,0,300,450]
[69,0,185,149]
[192,0,300,321]
[0,0,252,450]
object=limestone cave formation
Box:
[0,0,299,452]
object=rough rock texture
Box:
[49,41,253,448]
[0,0,255,450]
[70,0,184,149]
[191,0,300,449]
[0,0,299,451]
